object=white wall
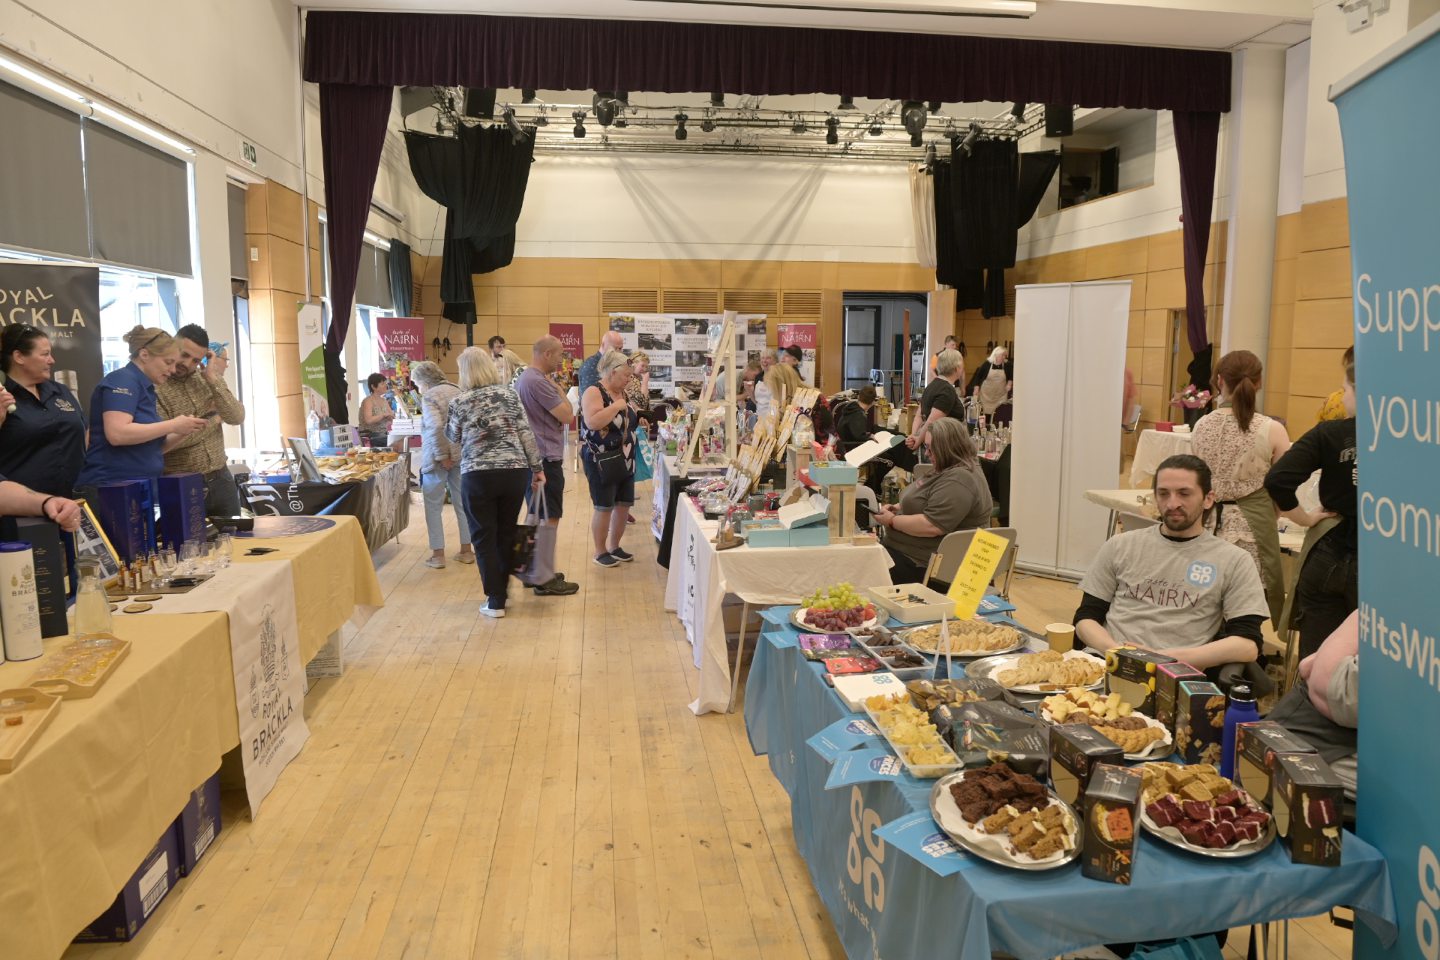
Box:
[510,154,916,262]
[1276,39,1310,216]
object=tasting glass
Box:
[214,532,233,570]
[179,539,201,576]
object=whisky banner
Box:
[0,260,102,406]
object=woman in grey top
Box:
[445,348,543,619]
[874,418,992,584]
[412,360,474,570]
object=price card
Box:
[946,529,1010,620]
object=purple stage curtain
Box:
[319,82,392,357]
[1173,110,1222,354]
[303,12,1231,113]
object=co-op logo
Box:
[846,787,885,912]
[1419,845,1440,960]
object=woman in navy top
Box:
[0,324,88,496]
[73,326,208,497]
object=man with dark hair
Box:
[1073,453,1269,669]
[487,335,506,358]
[156,323,246,515]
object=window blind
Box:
[228,183,249,280]
[354,241,393,309]
[84,119,192,276]
[0,82,89,259]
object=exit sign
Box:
[239,140,258,169]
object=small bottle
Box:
[1220,682,1260,779]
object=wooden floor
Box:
[65,476,1354,960]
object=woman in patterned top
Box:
[446,347,543,619]
[1191,349,1292,623]
[581,350,639,568]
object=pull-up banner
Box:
[1332,15,1440,960]
[0,261,102,406]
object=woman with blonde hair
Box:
[873,417,992,585]
[1191,349,1291,622]
[446,347,543,619]
[968,345,1014,423]
[74,325,208,499]
[582,350,639,568]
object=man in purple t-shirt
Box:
[514,335,579,596]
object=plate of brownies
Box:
[929,762,1081,870]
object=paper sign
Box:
[807,717,886,762]
[875,812,973,877]
[946,529,1010,620]
[824,748,906,790]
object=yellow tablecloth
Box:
[0,514,384,959]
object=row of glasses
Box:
[166,533,235,580]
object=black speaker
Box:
[462,87,497,120]
[1045,104,1074,138]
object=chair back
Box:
[1122,403,1143,433]
[922,525,1021,599]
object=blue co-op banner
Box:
[1333,15,1440,960]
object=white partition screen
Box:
[1011,281,1131,580]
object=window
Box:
[1050,109,1157,211]
[356,303,395,378]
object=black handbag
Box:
[592,446,629,485]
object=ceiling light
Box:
[675,112,689,141]
[572,110,587,138]
[837,96,857,112]
[825,116,839,146]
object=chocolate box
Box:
[1174,680,1226,766]
[174,772,223,876]
[73,826,181,942]
[1271,752,1345,867]
[1236,721,1317,808]
[1154,661,1205,737]
[1081,763,1142,885]
[12,518,69,638]
[1105,648,1176,716]
[1050,723,1124,807]
[155,473,207,553]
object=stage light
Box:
[675,112,689,140]
[901,100,927,147]
[791,114,807,135]
[959,122,980,157]
[593,93,619,127]
[825,116,839,145]
[927,101,943,114]
[837,96,857,111]
[1011,102,1027,122]
[534,107,548,127]
[710,91,725,107]
[925,143,937,168]
[868,122,884,137]
[502,107,527,144]
[701,111,716,133]
[572,110,587,138]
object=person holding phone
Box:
[155,323,247,515]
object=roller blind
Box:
[0,83,89,259]
[227,183,249,280]
[84,120,192,276]
[354,241,393,310]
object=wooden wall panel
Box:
[1290,347,1348,398]
[497,287,550,317]
[660,260,723,289]
[1298,197,1350,252]
[1293,298,1355,350]
[267,237,307,297]
[1296,248,1353,302]
[1145,269,1186,310]
[1084,238,1149,280]
[1274,213,1301,262]
[1271,259,1298,305]
[1147,231,1183,272]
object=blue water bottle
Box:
[1219,682,1259,779]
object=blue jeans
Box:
[421,464,470,551]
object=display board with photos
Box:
[609,314,767,399]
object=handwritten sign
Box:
[946,529,1009,620]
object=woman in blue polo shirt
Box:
[0,324,88,496]
[73,326,208,499]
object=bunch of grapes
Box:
[800,582,877,631]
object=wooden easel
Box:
[678,311,740,479]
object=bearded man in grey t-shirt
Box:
[1074,454,1269,670]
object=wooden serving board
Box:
[27,637,132,700]
[0,687,61,773]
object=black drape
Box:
[324,349,350,426]
[406,125,533,324]
[1173,110,1221,354]
[304,12,1231,113]
[319,83,392,361]
[1016,151,1062,229]
[953,139,1018,320]
[388,239,413,315]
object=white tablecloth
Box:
[1129,429,1193,487]
[663,497,894,715]
[652,454,724,541]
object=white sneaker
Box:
[425,556,446,569]
[479,603,506,619]
[453,552,476,565]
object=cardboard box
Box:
[809,461,859,486]
[1050,723,1124,807]
[73,827,181,943]
[12,518,69,638]
[1174,680,1226,765]
[786,525,833,547]
[1104,648,1176,716]
[94,480,155,563]
[1236,721,1317,808]
[1271,752,1344,867]
[155,473,207,552]
[174,772,222,876]
[1154,661,1205,738]
[1081,763,1142,885]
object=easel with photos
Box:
[678,311,741,479]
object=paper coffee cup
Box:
[1045,622,1076,653]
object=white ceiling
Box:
[296,0,1311,50]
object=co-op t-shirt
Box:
[1079,527,1268,652]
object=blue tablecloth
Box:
[744,606,1397,960]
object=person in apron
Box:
[1191,350,1292,625]
[969,346,1013,424]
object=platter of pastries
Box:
[1039,688,1173,760]
[898,619,1026,657]
[929,763,1080,870]
[1139,762,1275,857]
[965,650,1106,693]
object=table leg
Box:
[1259,919,1289,959]
[728,601,750,713]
